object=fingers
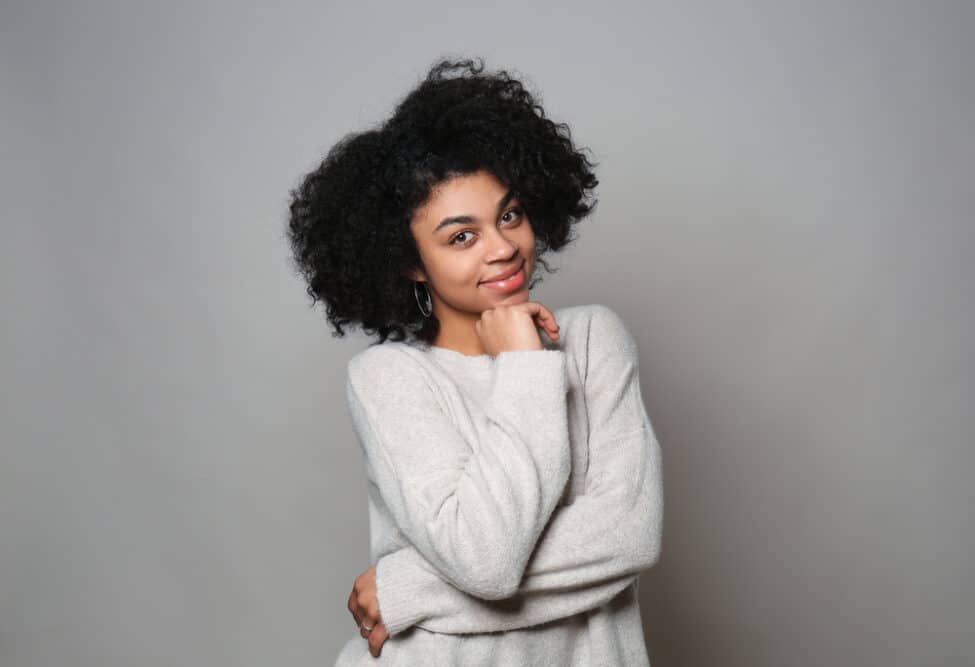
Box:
[484,301,560,338]
[349,589,372,639]
[350,578,387,655]
[538,311,560,340]
[368,622,389,658]
[347,589,363,629]
[524,301,560,341]
[477,301,561,354]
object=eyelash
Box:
[449,207,525,247]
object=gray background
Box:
[2,1,972,665]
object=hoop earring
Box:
[413,281,432,318]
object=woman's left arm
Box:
[373,305,664,635]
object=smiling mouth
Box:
[480,261,525,285]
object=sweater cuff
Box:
[374,547,436,637]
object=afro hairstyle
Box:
[286,56,599,345]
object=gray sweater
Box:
[335,303,664,666]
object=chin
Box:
[501,289,531,303]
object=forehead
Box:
[411,170,509,227]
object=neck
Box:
[431,307,486,356]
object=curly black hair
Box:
[286,56,599,345]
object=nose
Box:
[485,226,519,261]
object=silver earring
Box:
[413,281,432,318]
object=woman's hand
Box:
[475,301,560,356]
[347,564,389,658]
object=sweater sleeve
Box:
[346,344,573,607]
[372,305,664,636]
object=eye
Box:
[449,230,475,246]
[448,206,525,247]
[502,206,524,224]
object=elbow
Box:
[641,511,664,570]
[436,492,556,601]
[470,530,542,599]
[630,493,663,571]
[437,530,528,600]
[635,449,664,570]
[465,579,520,601]
[488,563,524,599]
[629,530,662,573]
[452,573,520,601]
[451,554,523,600]
[645,534,663,569]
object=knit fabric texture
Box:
[335,303,663,666]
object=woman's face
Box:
[408,169,536,326]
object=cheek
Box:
[520,225,537,255]
[447,257,483,284]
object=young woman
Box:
[287,57,664,666]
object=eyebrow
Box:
[432,189,517,236]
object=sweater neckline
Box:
[406,339,495,369]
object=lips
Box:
[480,261,525,285]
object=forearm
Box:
[375,422,663,636]
[375,545,640,636]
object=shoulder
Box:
[557,303,635,345]
[347,341,434,395]
[557,303,639,368]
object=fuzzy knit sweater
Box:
[335,303,664,666]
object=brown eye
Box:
[450,230,474,245]
[450,207,524,247]
[503,206,524,223]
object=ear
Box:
[405,266,428,283]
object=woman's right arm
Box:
[346,344,572,605]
